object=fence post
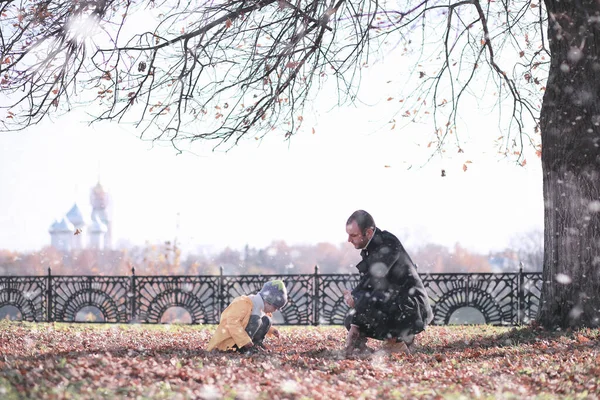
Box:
[218,266,224,317]
[130,267,137,322]
[46,267,53,322]
[518,262,525,325]
[466,274,470,307]
[313,265,320,326]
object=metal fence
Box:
[0,267,543,326]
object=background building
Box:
[49,181,112,251]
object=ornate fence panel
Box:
[0,267,544,325]
[0,276,46,322]
[316,274,360,325]
[521,272,543,324]
[134,274,220,324]
[422,273,519,326]
[50,275,130,323]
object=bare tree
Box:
[1,0,356,148]
[510,229,543,272]
[1,0,599,328]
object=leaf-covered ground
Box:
[0,321,598,399]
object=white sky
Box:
[0,104,543,255]
[0,15,544,256]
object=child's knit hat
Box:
[259,280,288,309]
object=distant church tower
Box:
[48,217,75,252]
[90,181,112,249]
[88,214,108,249]
[49,181,112,251]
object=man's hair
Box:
[346,210,376,234]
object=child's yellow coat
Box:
[207,296,254,351]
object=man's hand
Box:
[343,290,355,308]
[272,328,280,338]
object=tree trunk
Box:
[538,0,600,328]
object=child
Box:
[206,280,288,353]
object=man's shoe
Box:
[382,339,410,355]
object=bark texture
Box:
[538,0,600,328]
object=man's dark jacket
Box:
[350,228,433,339]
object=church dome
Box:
[50,217,75,233]
[48,220,60,234]
[66,203,86,228]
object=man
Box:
[343,210,433,356]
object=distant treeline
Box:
[0,231,542,276]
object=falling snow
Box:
[555,273,572,285]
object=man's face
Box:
[346,220,373,249]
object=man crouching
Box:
[344,210,433,356]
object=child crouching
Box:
[206,280,288,354]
